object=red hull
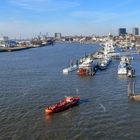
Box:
[77,68,88,75]
[45,96,80,114]
[77,68,96,76]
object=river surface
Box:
[0,43,140,140]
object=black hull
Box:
[98,66,107,70]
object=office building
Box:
[118,28,127,36]
[132,27,139,35]
[54,33,61,40]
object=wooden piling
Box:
[128,79,140,101]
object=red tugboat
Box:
[45,96,80,114]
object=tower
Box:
[132,27,139,35]
[118,28,127,36]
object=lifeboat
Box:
[45,96,80,114]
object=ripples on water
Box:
[0,43,140,140]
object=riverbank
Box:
[0,46,32,52]
[0,41,53,52]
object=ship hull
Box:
[45,96,80,114]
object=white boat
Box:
[118,56,132,75]
[63,64,78,74]
[77,57,98,76]
[104,41,115,54]
[102,34,116,58]
[118,62,127,75]
[79,57,93,68]
[98,53,111,70]
[77,58,93,75]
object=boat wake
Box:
[76,88,79,94]
[99,103,106,112]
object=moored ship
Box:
[77,57,98,76]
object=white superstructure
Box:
[118,63,127,75]
[118,56,130,75]
[63,65,78,74]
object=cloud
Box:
[9,0,79,12]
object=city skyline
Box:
[0,0,140,38]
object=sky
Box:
[0,0,140,38]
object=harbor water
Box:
[1,43,140,140]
